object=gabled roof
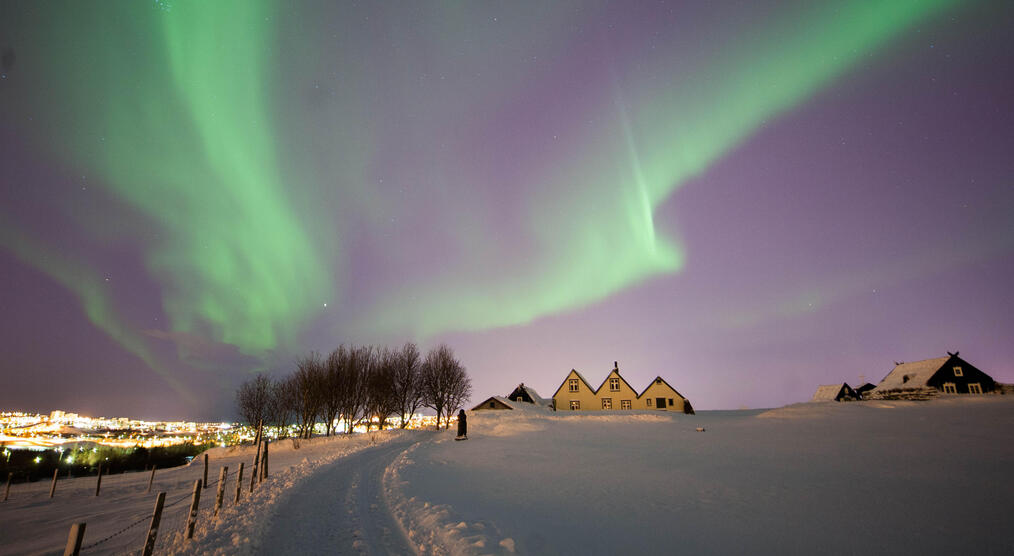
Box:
[471,396,514,410]
[594,368,638,396]
[637,376,687,400]
[523,385,551,405]
[552,369,595,398]
[874,356,950,391]
[812,384,849,402]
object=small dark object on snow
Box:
[695,427,705,432]
[456,409,467,440]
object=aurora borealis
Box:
[1,1,1012,418]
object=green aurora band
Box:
[0,0,961,385]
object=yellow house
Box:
[638,376,691,413]
[551,369,599,411]
[552,362,694,414]
[593,364,640,410]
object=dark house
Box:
[854,383,877,399]
[871,351,995,397]
[506,383,549,406]
[472,384,553,411]
[471,396,515,411]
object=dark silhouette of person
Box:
[456,409,467,438]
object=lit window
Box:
[621,400,631,410]
[953,366,963,377]
[601,398,612,410]
[609,378,620,392]
[943,383,957,394]
[646,398,653,407]
[569,400,580,410]
[968,383,982,394]
[568,379,579,393]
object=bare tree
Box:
[392,342,423,428]
[266,376,297,438]
[292,352,326,439]
[235,374,272,428]
[420,344,472,429]
[338,345,371,433]
[445,365,472,426]
[320,346,346,436]
[364,347,402,430]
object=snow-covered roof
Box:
[520,385,552,406]
[812,384,846,402]
[505,384,552,407]
[874,357,950,391]
[471,396,515,410]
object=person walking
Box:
[456,409,467,440]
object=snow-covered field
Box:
[389,397,1014,555]
[2,397,1013,555]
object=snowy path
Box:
[256,436,419,556]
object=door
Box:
[656,397,666,410]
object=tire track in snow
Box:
[256,437,419,555]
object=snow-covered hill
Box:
[2,397,1012,555]
[389,397,1014,554]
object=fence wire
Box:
[75,464,251,554]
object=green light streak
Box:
[24,1,330,355]
[3,0,964,360]
[370,0,960,337]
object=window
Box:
[568,379,579,393]
[609,377,620,392]
[953,366,963,377]
[968,383,982,394]
[668,398,674,407]
[646,398,653,407]
[569,400,581,410]
[621,400,631,410]
[601,398,612,410]
[942,383,957,394]
[489,401,495,408]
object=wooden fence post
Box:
[141,491,166,556]
[249,440,261,492]
[260,440,269,480]
[63,522,86,556]
[147,465,157,493]
[3,472,11,501]
[234,462,244,504]
[214,466,228,517]
[94,463,103,496]
[49,469,59,498]
[203,453,209,489]
[185,479,202,539]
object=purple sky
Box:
[0,1,1012,420]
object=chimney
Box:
[614,361,618,370]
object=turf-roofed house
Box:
[811,383,860,402]
[869,351,996,399]
[471,384,554,411]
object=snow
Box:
[3,397,1013,555]
[874,356,950,391]
[0,430,414,555]
[388,397,1014,554]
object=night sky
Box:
[1,1,1012,420]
